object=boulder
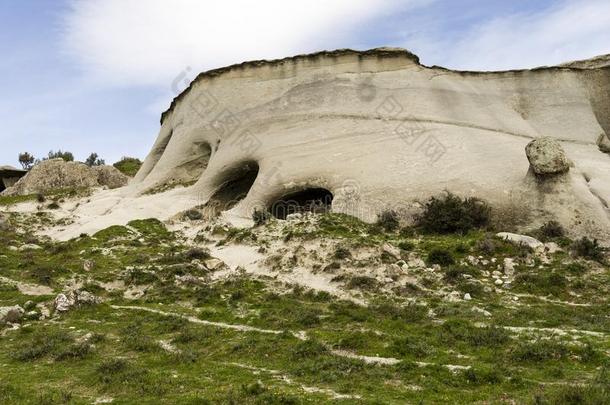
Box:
[525,137,570,175]
[381,243,401,260]
[2,159,128,196]
[204,258,225,271]
[54,290,100,312]
[0,305,25,324]
[496,232,543,249]
[92,165,129,189]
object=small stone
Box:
[381,243,401,260]
[204,258,224,270]
[446,291,462,302]
[54,293,74,312]
[496,232,543,249]
[463,293,472,301]
[83,260,94,272]
[495,279,504,286]
[286,213,303,221]
[19,244,42,251]
[23,300,35,310]
[0,305,25,324]
[503,258,515,275]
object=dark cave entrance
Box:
[207,161,259,213]
[269,188,333,220]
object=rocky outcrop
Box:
[0,165,27,193]
[52,48,610,242]
[2,159,128,196]
[92,165,129,189]
[54,290,100,312]
[525,137,570,175]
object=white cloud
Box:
[62,0,414,88]
[405,0,610,70]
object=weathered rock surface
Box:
[92,165,129,189]
[2,159,128,196]
[525,137,570,175]
[42,48,610,242]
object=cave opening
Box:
[206,161,259,213]
[269,188,333,220]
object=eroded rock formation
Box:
[2,159,129,195]
[125,49,610,240]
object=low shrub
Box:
[291,339,328,359]
[346,276,378,291]
[511,340,569,362]
[398,241,415,251]
[252,209,271,226]
[572,237,605,262]
[377,210,400,232]
[333,246,352,260]
[184,209,203,221]
[416,193,491,234]
[113,157,142,177]
[427,248,455,266]
[538,220,565,240]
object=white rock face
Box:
[525,137,570,175]
[44,48,610,242]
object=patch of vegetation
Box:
[513,271,568,297]
[184,209,203,221]
[416,193,491,234]
[113,156,142,177]
[427,248,455,266]
[377,210,400,232]
[252,208,272,226]
[538,220,565,240]
[572,237,606,262]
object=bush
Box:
[252,209,271,226]
[346,276,378,291]
[398,241,415,251]
[427,248,455,266]
[85,153,105,167]
[377,210,400,232]
[333,246,352,260]
[184,209,203,221]
[511,340,569,362]
[18,152,35,170]
[416,193,491,234]
[45,150,74,162]
[113,157,142,177]
[291,339,328,359]
[47,202,60,210]
[572,237,605,262]
[539,220,565,239]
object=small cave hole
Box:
[205,161,259,214]
[269,188,333,220]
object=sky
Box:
[1,0,609,167]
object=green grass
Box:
[0,210,608,403]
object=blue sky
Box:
[1,0,608,167]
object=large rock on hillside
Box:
[525,137,570,175]
[92,165,129,189]
[2,159,128,196]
